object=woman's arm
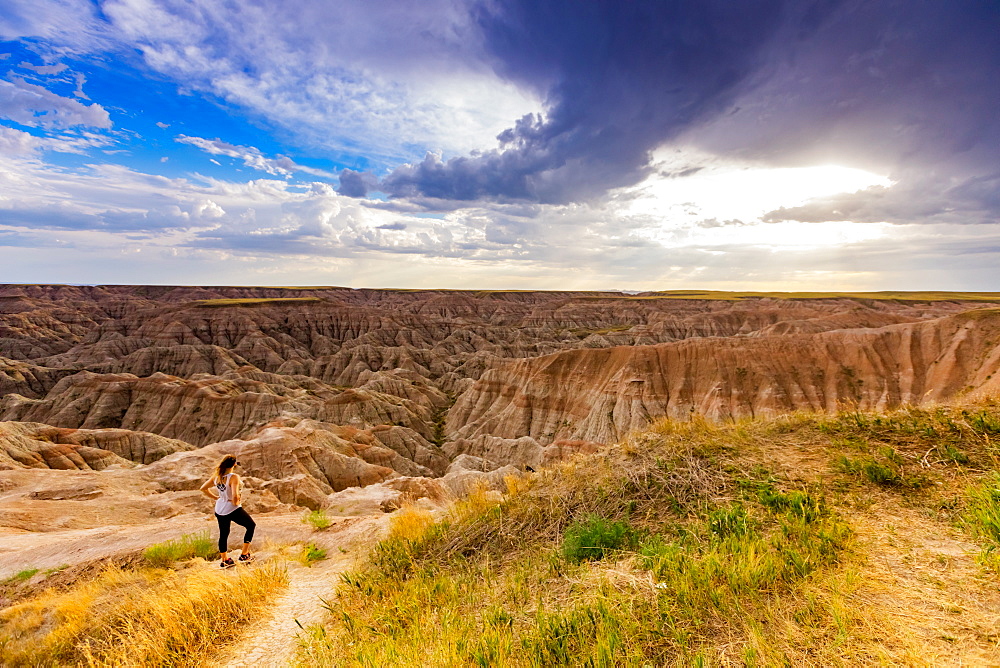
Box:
[200,476,219,500]
[231,474,242,505]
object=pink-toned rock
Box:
[542,440,602,465]
[2,284,1000,516]
[448,309,1000,444]
[261,474,331,510]
[440,464,522,497]
[383,476,450,504]
[0,422,135,471]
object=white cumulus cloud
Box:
[18,61,68,75]
[175,135,334,178]
[0,78,111,129]
[5,0,540,163]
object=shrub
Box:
[562,514,640,563]
[143,531,216,568]
[302,543,327,566]
[388,504,436,542]
[302,508,333,531]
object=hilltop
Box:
[301,400,1000,665]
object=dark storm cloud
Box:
[381,0,788,203]
[337,169,379,197]
[375,0,999,210]
[693,1,1000,174]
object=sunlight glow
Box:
[627,160,893,224]
[623,156,895,251]
[690,219,892,249]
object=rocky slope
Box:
[1,285,998,520]
[448,308,1000,447]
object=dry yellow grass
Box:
[388,503,437,542]
[0,559,288,667]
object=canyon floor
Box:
[2,285,1000,664]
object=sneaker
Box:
[220,558,236,569]
[238,553,255,563]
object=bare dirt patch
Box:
[846,502,1000,665]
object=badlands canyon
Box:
[2,284,1000,536]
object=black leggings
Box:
[216,508,256,553]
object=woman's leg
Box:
[216,512,233,559]
[229,508,256,555]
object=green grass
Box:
[962,473,1000,570]
[143,531,216,568]
[302,543,327,566]
[193,297,323,307]
[641,491,849,603]
[816,405,995,476]
[562,515,640,563]
[5,569,39,584]
[299,432,859,665]
[834,454,903,486]
[942,443,971,464]
[302,508,333,531]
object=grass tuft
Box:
[562,515,640,563]
[834,454,903,486]
[5,569,39,584]
[301,544,328,566]
[143,531,216,568]
[301,508,333,531]
[962,472,1000,569]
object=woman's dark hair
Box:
[216,455,238,480]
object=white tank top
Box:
[214,473,241,515]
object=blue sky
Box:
[0,0,998,289]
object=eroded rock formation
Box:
[1,285,998,517]
[448,309,1000,444]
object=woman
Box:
[200,454,256,568]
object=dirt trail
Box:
[209,554,353,667]
[846,501,1000,665]
[208,515,389,668]
[763,438,1000,664]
